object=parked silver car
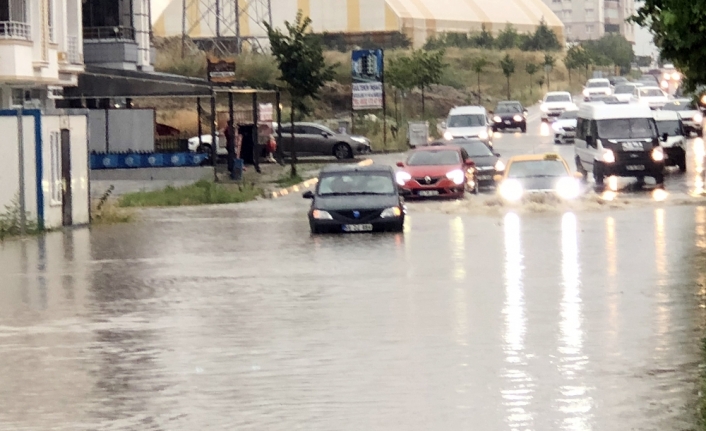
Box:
[276,122,372,159]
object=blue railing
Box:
[91,152,210,170]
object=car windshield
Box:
[588,81,610,88]
[655,120,682,137]
[454,141,494,157]
[614,85,636,94]
[545,94,571,102]
[495,104,522,113]
[318,173,395,196]
[597,118,657,139]
[559,111,578,119]
[640,88,664,97]
[507,160,568,178]
[447,114,486,128]
[407,150,461,166]
[663,101,695,111]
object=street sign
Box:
[259,103,273,122]
[408,121,429,148]
[352,49,384,110]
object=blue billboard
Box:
[352,49,384,110]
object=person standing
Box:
[225,119,236,177]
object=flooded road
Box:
[2,110,706,430]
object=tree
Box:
[525,62,539,95]
[631,1,705,90]
[582,34,635,74]
[473,25,495,49]
[265,10,335,177]
[410,49,447,115]
[543,53,555,91]
[522,18,562,51]
[564,45,592,84]
[499,54,516,99]
[472,57,490,104]
[496,23,519,50]
[386,55,416,122]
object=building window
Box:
[83,0,135,41]
[12,88,42,107]
[605,23,620,33]
[48,0,55,42]
[50,131,61,205]
[0,0,30,40]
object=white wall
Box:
[42,116,63,229]
[0,117,21,212]
[68,115,90,225]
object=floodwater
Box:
[2,108,706,430]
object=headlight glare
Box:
[602,150,615,163]
[672,72,681,80]
[443,131,454,140]
[494,160,505,171]
[312,209,333,220]
[499,179,523,201]
[493,116,502,123]
[479,131,489,140]
[513,115,523,122]
[540,105,548,113]
[652,147,665,161]
[556,177,580,200]
[381,206,402,218]
[395,171,412,186]
[552,122,563,132]
[694,112,703,123]
[446,169,465,185]
[583,89,589,97]
[350,136,367,143]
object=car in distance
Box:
[540,92,578,122]
[278,122,372,160]
[495,153,583,202]
[442,105,493,147]
[583,78,613,100]
[632,86,670,110]
[653,110,687,172]
[552,109,578,145]
[613,82,643,102]
[490,101,527,133]
[662,98,703,135]
[447,138,505,188]
[303,165,405,234]
[396,145,479,198]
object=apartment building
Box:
[544,0,635,43]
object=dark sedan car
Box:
[448,139,504,187]
[490,101,527,133]
[303,165,405,234]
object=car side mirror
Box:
[440,121,447,129]
[662,132,669,142]
[586,135,594,147]
[494,152,501,157]
[465,159,476,167]
[396,161,404,167]
[493,174,503,182]
[321,132,330,138]
[302,191,314,199]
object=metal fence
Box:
[67,36,81,63]
[155,136,190,153]
[83,26,135,41]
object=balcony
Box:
[83,26,135,41]
[0,21,31,40]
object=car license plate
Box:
[342,224,373,232]
[626,165,645,171]
[504,120,511,125]
[478,175,492,180]
[418,190,439,197]
[622,142,644,151]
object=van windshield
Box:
[447,114,486,128]
[587,81,610,88]
[597,118,657,140]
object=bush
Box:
[118,180,262,207]
[0,197,39,240]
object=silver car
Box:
[277,122,372,159]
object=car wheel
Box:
[521,125,527,133]
[678,153,687,172]
[197,143,212,154]
[654,172,665,185]
[575,157,588,182]
[593,162,604,187]
[334,143,353,160]
[390,222,404,233]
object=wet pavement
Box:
[2,109,706,430]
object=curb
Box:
[268,158,374,199]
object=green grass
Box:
[118,180,262,207]
[275,169,304,188]
[91,201,135,224]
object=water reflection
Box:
[450,216,466,281]
[655,208,671,355]
[694,138,705,195]
[605,217,619,343]
[557,212,593,430]
[501,212,534,429]
[540,122,550,137]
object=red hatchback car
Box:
[395,145,478,198]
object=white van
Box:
[442,106,492,147]
[574,103,666,187]
[653,110,687,171]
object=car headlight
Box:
[443,131,454,140]
[583,89,590,97]
[661,80,669,89]
[663,73,670,80]
[652,146,665,161]
[494,160,505,171]
[552,122,563,132]
[446,169,465,185]
[479,131,489,140]
[602,150,615,163]
[672,72,681,81]
[493,116,502,123]
[513,115,523,122]
[499,179,523,202]
[312,209,333,220]
[350,136,367,144]
[701,95,706,105]
[380,206,402,218]
[395,171,412,186]
[695,112,704,123]
[540,105,548,113]
[556,177,580,200]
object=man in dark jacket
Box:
[225,120,236,177]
